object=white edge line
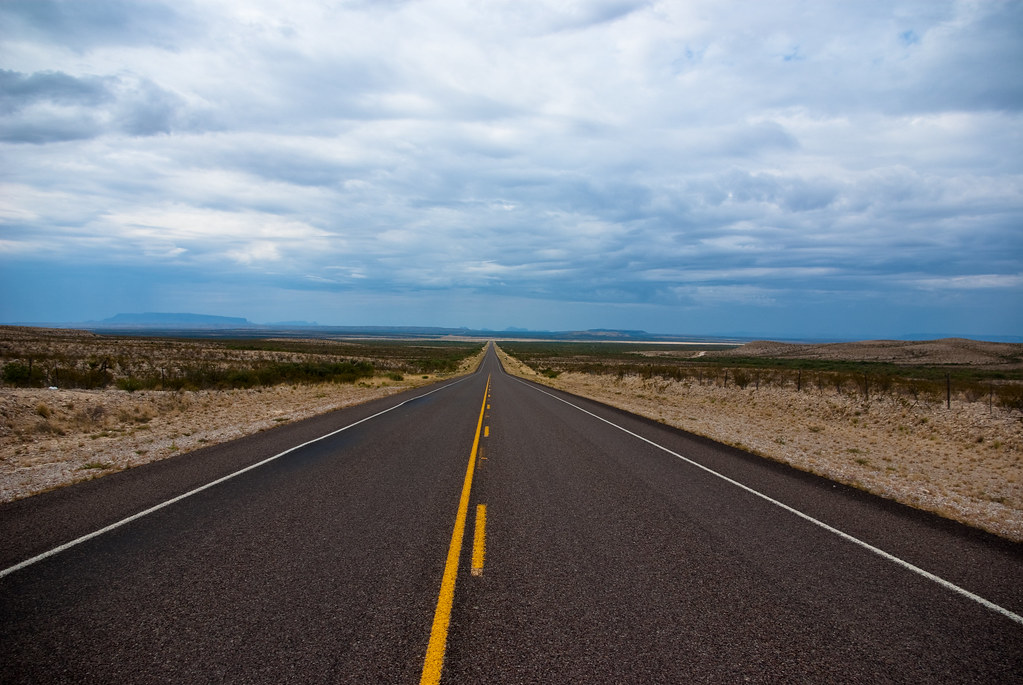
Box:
[515,377,1023,627]
[0,375,472,580]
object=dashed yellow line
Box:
[484,426,489,438]
[420,375,490,685]
[471,504,487,577]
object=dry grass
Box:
[495,345,1023,542]
[0,339,487,502]
[0,382,399,501]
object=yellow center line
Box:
[420,374,490,685]
[471,504,487,577]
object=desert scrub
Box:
[3,327,482,391]
[74,405,108,427]
[114,360,375,391]
[998,385,1023,414]
[2,361,46,387]
[35,419,64,435]
[117,405,155,424]
[497,339,1023,413]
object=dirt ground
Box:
[495,346,1023,542]
[0,347,486,503]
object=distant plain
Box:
[1,326,1020,541]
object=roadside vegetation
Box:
[0,327,485,502]
[0,327,482,391]
[498,341,1023,413]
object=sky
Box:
[1,0,1021,340]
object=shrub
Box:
[960,382,987,403]
[49,366,113,389]
[731,369,751,389]
[116,377,147,393]
[2,362,46,387]
[415,357,460,374]
[997,385,1023,415]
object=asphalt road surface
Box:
[2,344,1021,683]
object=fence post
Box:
[946,373,951,409]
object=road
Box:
[1,343,1021,682]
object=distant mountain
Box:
[75,318,748,344]
[101,313,253,327]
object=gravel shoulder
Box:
[496,346,1023,542]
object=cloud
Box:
[903,1,1023,113]
[0,0,196,51]
[911,274,1023,291]
[0,0,1020,337]
[0,69,109,142]
[0,69,197,143]
[115,78,187,136]
[0,69,110,112]
[227,241,282,265]
[523,0,651,33]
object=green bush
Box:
[997,385,1023,414]
[2,362,46,387]
[113,360,375,391]
[116,377,147,393]
[49,366,113,389]
[731,369,751,389]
